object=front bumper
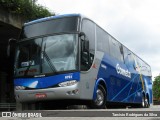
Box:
[15,83,80,102]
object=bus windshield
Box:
[15,34,78,77]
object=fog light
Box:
[67,91,72,95]
[72,89,79,94]
[66,89,79,95]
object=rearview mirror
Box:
[84,40,89,51]
[79,32,89,52]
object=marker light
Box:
[58,80,77,87]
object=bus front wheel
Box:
[89,85,106,109]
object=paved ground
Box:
[0,105,160,120]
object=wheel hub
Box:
[95,89,104,106]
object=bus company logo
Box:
[116,64,131,78]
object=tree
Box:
[0,0,54,21]
[153,76,160,100]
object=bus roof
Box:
[24,13,81,26]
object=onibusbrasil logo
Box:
[2,112,42,118]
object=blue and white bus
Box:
[14,14,152,109]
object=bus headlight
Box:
[58,80,77,87]
[15,86,26,90]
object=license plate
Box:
[35,93,47,99]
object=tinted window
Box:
[82,19,95,54]
[81,19,95,71]
[136,57,151,76]
[136,57,142,69]
[109,36,123,62]
[123,46,129,65]
[20,17,79,39]
[146,64,151,76]
[123,47,135,69]
[96,26,110,54]
[128,52,136,69]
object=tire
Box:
[145,96,150,108]
[89,85,106,109]
[141,95,146,108]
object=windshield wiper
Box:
[42,42,57,72]
[42,51,57,72]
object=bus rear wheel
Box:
[89,85,106,109]
[141,95,150,108]
[145,97,150,108]
[141,95,145,108]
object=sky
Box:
[37,0,160,79]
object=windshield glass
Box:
[15,34,78,77]
[15,38,42,77]
[42,34,78,74]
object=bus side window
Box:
[109,37,124,62]
[96,26,110,54]
[127,51,135,70]
[123,47,130,66]
[123,47,135,70]
[81,19,96,71]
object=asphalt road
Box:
[1,105,160,120]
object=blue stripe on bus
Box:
[111,74,138,101]
[133,77,140,102]
[126,74,136,100]
[121,88,142,102]
[14,72,80,89]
